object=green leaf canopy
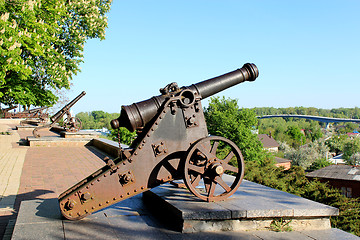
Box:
[0,0,112,107]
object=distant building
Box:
[258,134,279,152]
[306,165,360,198]
[274,157,292,170]
[347,131,360,138]
[328,153,345,165]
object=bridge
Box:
[257,115,360,129]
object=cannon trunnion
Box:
[58,63,259,220]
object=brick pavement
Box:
[0,121,107,239]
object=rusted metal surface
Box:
[33,91,86,138]
[0,105,17,118]
[19,107,49,126]
[2,106,48,121]
[58,63,259,220]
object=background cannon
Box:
[33,91,86,138]
[58,63,259,220]
[20,106,49,126]
[0,105,17,118]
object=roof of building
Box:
[258,134,280,148]
[275,157,292,164]
[306,165,360,181]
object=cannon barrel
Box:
[50,91,86,122]
[25,106,48,114]
[1,105,17,113]
[111,63,258,132]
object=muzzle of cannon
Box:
[58,63,259,220]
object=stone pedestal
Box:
[27,136,93,147]
[26,131,100,147]
[143,177,339,233]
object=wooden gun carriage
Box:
[58,63,259,220]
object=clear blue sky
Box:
[68,0,360,115]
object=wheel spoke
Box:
[191,174,201,188]
[187,164,205,174]
[207,181,216,200]
[223,151,234,163]
[210,141,219,155]
[214,176,231,192]
[223,163,239,173]
[196,144,214,160]
[204,177,212,194]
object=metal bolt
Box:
[81,192,91,201]
[65,200,76,210]
[187,117,195,125]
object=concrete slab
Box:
[11,197,359,240]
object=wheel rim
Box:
[183,136,244,202]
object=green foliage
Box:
[325,135,348,155]
[285,125,305,148]
[347,153,360,166]
[309,158,332,170]
[76,111,118,130]
[259,117,323,148]
[0,0,112,106]
[343,138,360,161]
[284,140,329,169]
[269,218,293,232]
[253,106,360,120]
[204,97,266,164]
[110,127,136,146]
[76,110,136,146]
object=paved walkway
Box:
[0,120,106,239]
[0,121,27,239]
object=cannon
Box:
[20,106,49,126]
[58,63,259,220]
[33,91,86,138]
[1,105,18,118]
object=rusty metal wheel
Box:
[64,117,82,132]
[183,136,244,202]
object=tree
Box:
[343,138,360,161]
[347,153,360,166]
[110,127,136,146]
[325,135,348,155]
[204,97,266,163]
[309,158,332,170]
[284,140,329,169]
[0,0,112,107]
[285,125,304,147]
